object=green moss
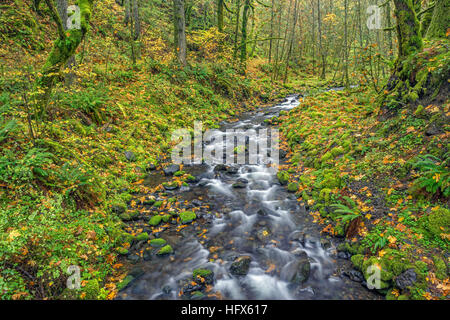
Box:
[174,170,186,177]
[117,275,134,291]
[150,238,167,247]
[185,174,196,182]
[136,232,149,242]
[277,171,289,185]
[320,151,333,163]
[414,260,428,275]
[351,254,365,270]
[162,214,171,223]
[330,146,345,157]
[116,247,129,255]
[414,105,424,117]
[193,268,212,278]
[423,208,450,238]
[149,215,162,226]
[180,211,196,224]
[319,188,332,204]
[287,182,299,193]
[153,201,163,208]
[432,256,447,280]
[83,279,100,300]
[157,244,173,255]
[117,232,135,246]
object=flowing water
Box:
[117,94,380,300]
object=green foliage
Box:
[412,154,449,197]
[330,203,360,224]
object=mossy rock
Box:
[117,275,134,291]
[191,291,205,300]
[432,256,448,280]
[136,232,149,242]
[180,211,196,224]
[119,210,139,222]
[414,260,428,275]
[150,238,167,247]
[351,254,365,270]
[116,247,129,255]
[193,268,212,278]
[153,201,163,208]
[185,174,196,182]
[157,244,173,255]
[277,171,289,185]
[117,232,135,246]
[287,182,299,193]
[174,170,186,177]
[149,215,162,226]
[422,208,450,238]
[162,214,171,223]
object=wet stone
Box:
[230,256,252,276]
[163,164,181,176]
[343,269,364,283]
[395,269,417,290]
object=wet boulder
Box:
[213,164,228,172]
[343,269,364,283]
[232,178,249,189]
[283,258,311,285]
[193,268,215,285]
[163,164,181,176]
[230,256,252,276]
[395,269,417,290]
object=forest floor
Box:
[0,1,448,300]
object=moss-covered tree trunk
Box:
[217,0,224,32]
[34,0,93,117]
[381,0,449,112]
[426,0,450,39]
[380,0,423,110]
[393,0,423,59]
[173,0,187,67]
[239,0,251,64]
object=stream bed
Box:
[117,94,380,300]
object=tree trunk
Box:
[239,0,251,64]
[55,0,76,87]
[343,0,349,88]
[283,0,299,83]
[217,0,224,32]
[233,0,241,60]
[426,0,450,39]
[268,0,274,63]
[381,1,426,110]
[393,0,423,58]
[173,0,187,67]
[132,0,140,40]
[317,0,326,79]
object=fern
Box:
[331,203,361,223]
[413,154,450,197]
